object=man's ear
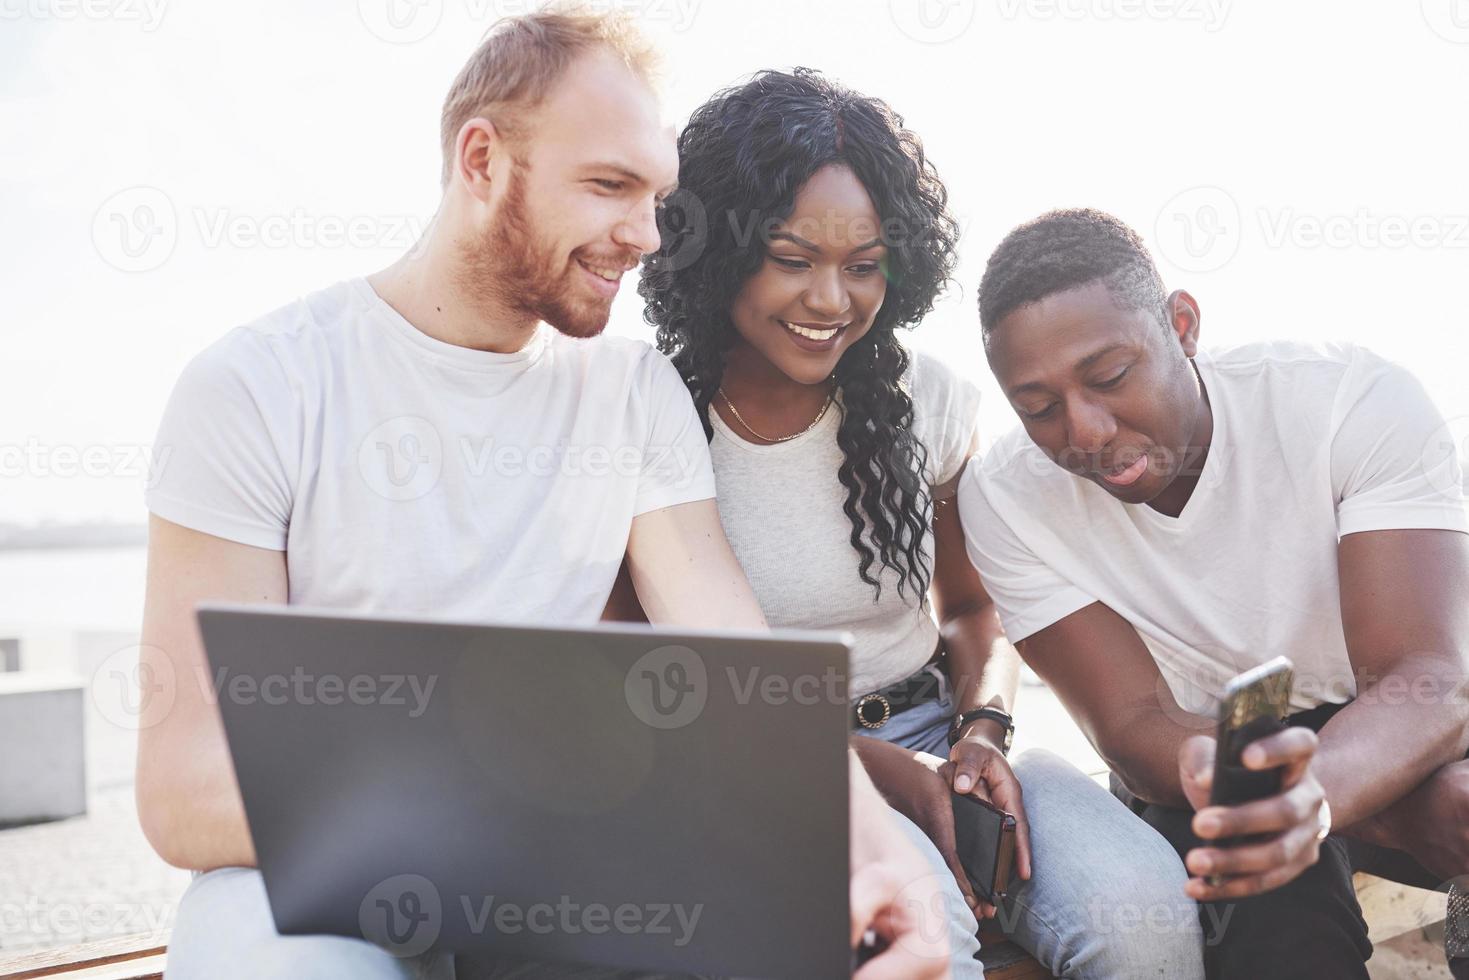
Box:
[1166,289,1202,357]
[453,116,504,203]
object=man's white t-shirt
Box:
[146,277,716,623]
[960,341,1469,714]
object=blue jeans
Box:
[854,691,1207,980]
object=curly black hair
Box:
[978,208,1168,339]
[639,68,960,602]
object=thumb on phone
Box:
[1179,735,1216,811]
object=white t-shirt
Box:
[711,351,983,695]
[146,277,716,623]
[960,341,1469,714]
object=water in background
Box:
[0,547,147,634]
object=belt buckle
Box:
[856,692,892,729]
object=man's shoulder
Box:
[189,279,358,377]
[960,424,1083,528]
[1203,338,1382,384]
[1203,340,1414,423]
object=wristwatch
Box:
[947,706,1015,754]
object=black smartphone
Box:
[950,792,1017,903]
[1210,656,1296,809]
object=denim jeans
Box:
[854,690,1207,980]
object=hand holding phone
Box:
[1176,657,1330,901]
[1210,657,1295,813]
[949,792,1018,904]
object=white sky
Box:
[3,0,1468,523]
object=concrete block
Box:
[0,674,87,825]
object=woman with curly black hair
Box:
[613,69,1207,978]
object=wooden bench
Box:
[0,934,166,980]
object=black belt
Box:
[852,647,948,730]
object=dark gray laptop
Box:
[197,604,853,979]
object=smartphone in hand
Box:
[1208,656,1295,863]
[1210,656,1295,807]
[950,793,1018,903]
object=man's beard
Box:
[461,163,631,340]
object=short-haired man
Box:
[960,208,1469,978]
[141,9,974,978]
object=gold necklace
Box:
[717,386,835,443]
